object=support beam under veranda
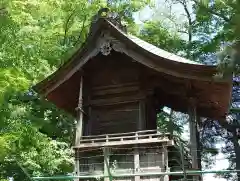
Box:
[134,148,140,181]
[188,98,202,181]
[103,147,112,181]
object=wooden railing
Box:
[74,130,171,148]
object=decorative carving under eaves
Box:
[96,31,126,56]
[100,41,111,56]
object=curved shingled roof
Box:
[127,34,201,65]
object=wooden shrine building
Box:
[33,8,232,181]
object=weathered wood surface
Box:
[74,76,84,180]
[43,51,231,120]
[82,129,159,138]
[188,99,202,181]
[134,148,140,181]
[77,146,168,181]
[81,53,153,136]
[80,53,150,135]
[88,103,139,135]
[75,76,84,145]
[73,130,173,149]
[74,138,173,149]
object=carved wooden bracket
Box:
[96,31,126,56]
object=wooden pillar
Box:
[103,147,110,181]
[86,106,92,135]
[86,86,92,136]
[134,148,140,181]
[162,146,169,181]
[188,99,198,169]
[74,150,80,180]
[75,76,84,145]
[138,100,145,130]
[75,76,84,179]
[196,116,202,172]
[188,99,201,181]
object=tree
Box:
[0,0,150,180]
[148,0,240,175]
[193,0,240,76]
[139,21,186,54]
[182,1,240,180]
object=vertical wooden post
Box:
[188,99,198,169]
[86,87,92,136]
[188,99,200,181]
[196,116,202,173]
[75,76,84,179]
[75,75,84,145]
[163,146,169,181]
[134,148,140,181]
[138,100,145,131]
[74,150,80,181]
[180,143,187,181]
[85,106,92,136]
[103,147,111,181]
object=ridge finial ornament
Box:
[90,7,127,33]
[97,7,110,18]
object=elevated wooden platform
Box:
[73,130,174,149]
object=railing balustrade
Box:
[77,130,170,145]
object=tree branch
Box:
[178,30,189,34]
[63,10,76,45]
[192,0,231,23]
[177,0,193,58]
[74,15,88,46]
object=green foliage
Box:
[0,0,148,180]
[190,1,240,179]
[139,21,186,54]
[0,135,12,161]
[194,0,240,74]
[157,110,185,136]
